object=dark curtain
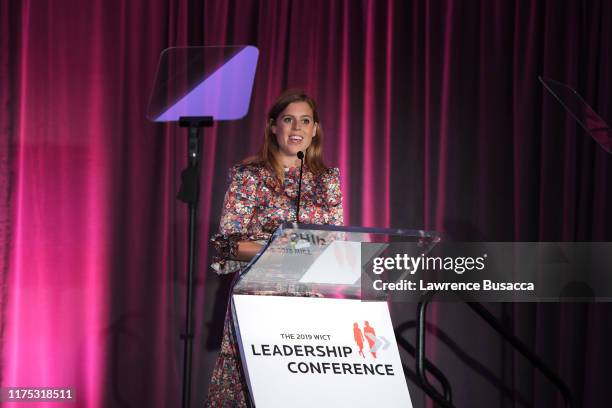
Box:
[1,0,611,407]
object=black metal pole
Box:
[416,290,573,408]
[466,302,574,408]
[177,116,212,408]
[182,126,199,408]
[416,291,454,408]
[296,153,304,223]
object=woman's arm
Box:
[325,168,344,226]
[210,165,261,274]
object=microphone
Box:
[296,151,304,223]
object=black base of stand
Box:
[178,116,213,408]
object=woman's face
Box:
[271,101,317,165]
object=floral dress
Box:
[205,163,343,407]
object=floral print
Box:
[205,163,343,407]
[210,163,343,274]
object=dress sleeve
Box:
[323,168,344,226]
[210,165,260,274]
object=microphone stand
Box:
[296,151,304,223]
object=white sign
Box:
[232,295,413,408]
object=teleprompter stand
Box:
[176,116,213,408]
[146,46,259,407]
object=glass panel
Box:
[540,76,612,153]
[232,223,440,299]
[147,45,259,122]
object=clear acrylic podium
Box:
[229,223,439,407]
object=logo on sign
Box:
[353,321,390,359]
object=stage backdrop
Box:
[1,0,611,407]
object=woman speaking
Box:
[206,90,343,406]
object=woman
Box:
[205,90,344,406]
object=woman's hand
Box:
[235,241,263,261]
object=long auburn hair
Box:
[243,90,327,182]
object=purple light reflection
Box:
[154,46,259,122]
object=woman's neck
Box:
[277,154,301,168]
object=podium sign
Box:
[233,295,412,407]
[230,224,439,407]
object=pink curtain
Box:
[1,0,611,407]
